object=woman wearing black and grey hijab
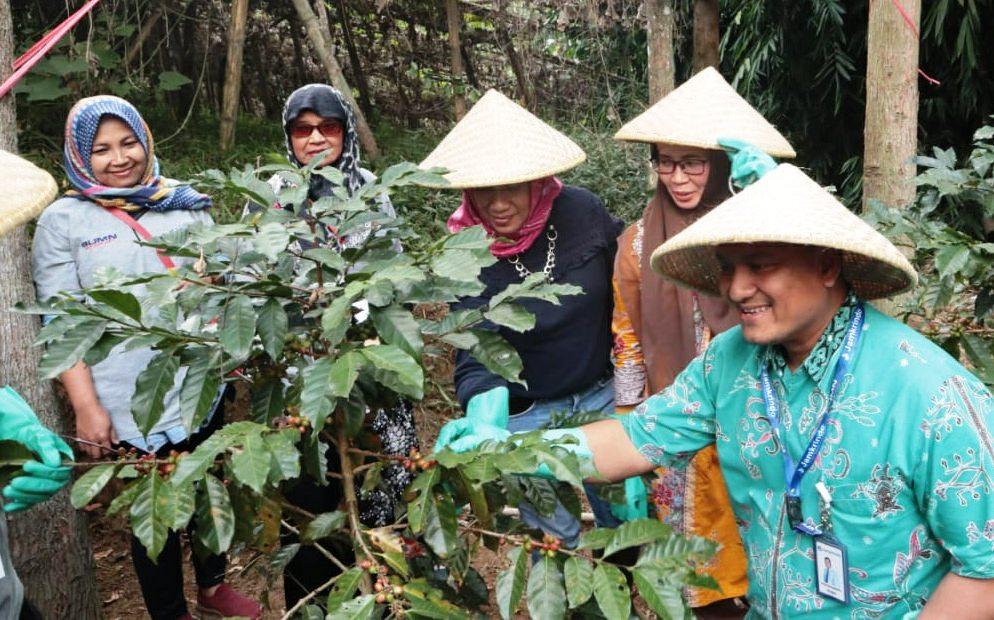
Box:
[266,84,417,609]
[257,83,396,249]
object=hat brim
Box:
[0,151,58,237]
[652,243,916,301]
[648,164,917,300]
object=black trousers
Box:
[121,397,228,620]
[280,447,352,609]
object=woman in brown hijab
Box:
[611,67,796,619]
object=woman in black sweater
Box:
[425,90,627,546]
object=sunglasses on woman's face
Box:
[290,120,344,139]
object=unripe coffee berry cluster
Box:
[273,409,311,434]
[523,533,562,557]
[115,446,139,460]
[133,450,184,478]
[401,448,436,472]
[358,559,406,605]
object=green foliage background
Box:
[13,0,993,230]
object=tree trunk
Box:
[290,18,310,87]
[692,0,719,73]
[461,40,479,89]
[644,0,676,188]
[335,0,373,117]
[0,2,101,618]
[291,0,379,159]
[123,4,164,70]
[645,0,676,103]
[862,0,921,210]
[494,21,533,110]
[445,0,466,119]
[219,0,249,151]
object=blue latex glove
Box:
[435,386,509,453]
[718,137,778,190]
[0,387,73,513]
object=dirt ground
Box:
[91,506,283,619]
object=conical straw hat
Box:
[0,150,57,237]
[649,164,916,300]
[419,89,586,188]
[614,67,796,158]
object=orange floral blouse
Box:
[612,220,749,608]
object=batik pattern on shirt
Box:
[623,301,994,619]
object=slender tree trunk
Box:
[291,19,309,86]
[692,0,719,73]
[645,0,676,103]
[374,15,414,128]
[174,0,209,114]
[461,40,479,89]
[219,0,249,151]
[645,0,675,188]
[404,17,426,120]
[0,2,100,617]
[334,0,373,117]
[123,4,164,70]
[313,0,333,41]
[862,0,921,210]
[445,0,466,119]
[494,15,533,109]
[291,0,379,159]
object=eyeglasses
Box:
[652,157,708,175]
[290,120,344,139]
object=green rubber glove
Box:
[441,420,648,520]
[444,426,590,479]
[610,476,649,521]
[446,423,512,453]
[718,137,778,190]
[0,387,73,513]
[541,431,646,521]
[541,425,647,521]
[434,386,509,453]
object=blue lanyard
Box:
[759,302,864,535]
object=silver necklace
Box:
[507,225,557,280]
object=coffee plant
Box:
[20,160,715,619]
[865,120,994,387]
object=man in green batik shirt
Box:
[443,163,994,618]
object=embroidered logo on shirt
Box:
[81,233,118,250]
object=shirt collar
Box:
[762,292,860,383]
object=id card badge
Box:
[813,534,850,604]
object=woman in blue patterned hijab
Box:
[33,95,264,619]
[62,95,210,211]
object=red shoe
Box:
[196,584,262,619]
